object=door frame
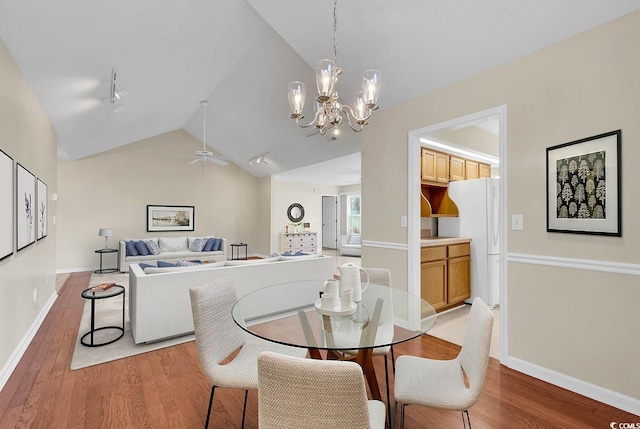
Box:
[407,104,508,362]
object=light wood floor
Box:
[0,272,637,428]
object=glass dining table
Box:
[231,279,437,402]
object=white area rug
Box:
[70,272,194,370]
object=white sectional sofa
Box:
[128,254,336,344]
[118,236,227,272]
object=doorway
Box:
[407,105,507,361]
[322,195,338,249]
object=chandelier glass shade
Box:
[287,0,380,135]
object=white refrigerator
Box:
[438,178,500,307]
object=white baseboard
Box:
[505,355,640,416]
[56,266,96,274]
[0,291,58,391]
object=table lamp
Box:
[98,228,114,249]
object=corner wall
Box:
[0,39,58,386]
[361,10,640,409]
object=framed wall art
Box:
[37,178,47,240]
[546,130,621,236]
[16,163,36,250]
[147,205,195,232]
[0,150,13,260]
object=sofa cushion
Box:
[159,237,188,251]
[126,240,139,256]
[135,240,151,256]
[212,237,222,251]
[143,261,226,274]
[203,237,216,252]
[189,238,207,252]
[177,258,202,266]
[145,240,161,255]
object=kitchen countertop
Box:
[420,237,472,247]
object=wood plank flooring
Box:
[0,272,637,428]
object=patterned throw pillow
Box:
[348,234,361,245]
[145,240,161,255]
[189,238,207,252]
[177,259,202,266]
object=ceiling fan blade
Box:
[188,158,202,164]
[211,158,228,166]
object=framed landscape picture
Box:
[0,150,13,260]
[37,178,47,240]
[546,130,621,236]
[147,205,195,232]
[16,163,36,250]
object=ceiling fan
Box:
[185,101,229,167]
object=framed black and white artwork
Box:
[147,205,195,232]
[0,150,13,260]
[546,130,621,236]
[16,163,36,250]
[37,178,47,240]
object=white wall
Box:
[361,10,640,410]
[0,39,58,385]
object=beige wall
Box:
[56,130,261,270]
[432,126,499,157]
[362,10,640,402]
[271,181,339,254]
[0,40,58,374]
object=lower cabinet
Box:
[420,242,470,312]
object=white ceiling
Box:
[1,1,639,183]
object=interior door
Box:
[322,196,338,249]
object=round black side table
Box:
[94,248,119,273]
[80,285,125,347]
[230,243,248,260]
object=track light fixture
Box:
[249,153,269,166]
[110,67,128,112]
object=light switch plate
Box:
[511,214,524,231]
[400,215,407,228]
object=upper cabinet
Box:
[421,148,449,184]
[449,156,466,181]
[421,148,491,185]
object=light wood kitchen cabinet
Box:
[479,162,491,178]
[421,148,449,184]
[449,156,466,181]
[421,242,470,312]
[465,160,479,180]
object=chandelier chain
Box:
[333,0,338,65]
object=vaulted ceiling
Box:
[1,1,639,182]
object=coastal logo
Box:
[610,423,640,429]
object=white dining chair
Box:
[394,297,494,428]
[189,276,308,429]
[257,351,386,429]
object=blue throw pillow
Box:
[212,238,222,251]
[139,263,156,270]
[203,237,215,252]
[157,260,177,267]
[126,240,139,256]
[282,251,294,256]
[135,240,150,256]
[294,251,309,256]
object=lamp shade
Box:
[98,228,114,237]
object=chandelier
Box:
[287,0,381,135]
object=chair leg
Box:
[384,355,391,428]
[241,390,248,429]
[462,409,472,428]
[204,385,215,429]
[399,403,405,429]
[390,345,396,374]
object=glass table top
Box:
[232,279,437,351]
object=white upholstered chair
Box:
[257,351,386,429]
[394,297,494,428]
[189,276,308,429]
